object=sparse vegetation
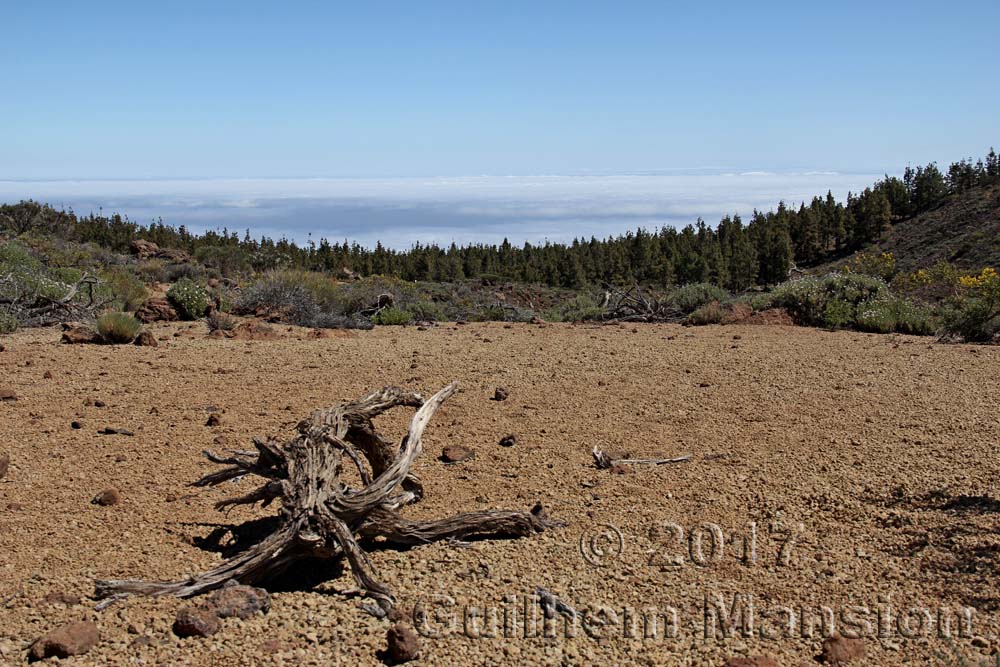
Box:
[235,272,320,325]
[0,241,106,327]
[404,300,446,322]
[940,268,1000,342]
[101,267,149,312]
[372,307,411,326]
[2,148,997,293]
[206,311,238,332]
[543,293,605,322]
[471,304,508,322]
[0,311,18,334]
[308,312,375,330]
[96,312,143,343]
[843,250,897,282]
[166,278,209,320]
[667,282,730,314]
[686,301,727,325]
[855,295,934,335]
[235,272,376,329]
[0,148,998,343]
[768,273,887,328]
[746,272,932,334]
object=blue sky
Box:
[1,3,997,247]
[3,1,997,179]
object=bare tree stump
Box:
[94,382,558,616]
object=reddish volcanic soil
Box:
[1,321,998,666]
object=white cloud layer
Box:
[0,171,884,249]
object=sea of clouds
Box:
[0,171,886,249]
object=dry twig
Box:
[592,446,692,469]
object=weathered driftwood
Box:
[601,284,684,323]
[592,446,692,469]
[358,292,394,319]
[95,382,558,615]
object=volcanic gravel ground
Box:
[1,321,998,666]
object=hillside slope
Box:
[854,183,1000,273]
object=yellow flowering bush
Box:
[843,251,896,282]
[892,261,961,295]
[942,267,1000,342]
[958,267,1000,289]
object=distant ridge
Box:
[821,183,1000,274]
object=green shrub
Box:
[101,268,148,311]
[0,241,43,271]
[236,273,319,323]
[0,242,93,328]
[96,312,143,343]
[564,306,604,322]
[164,263,202,283]
[15,235,101,270]
[50,266,84,286]
[768,273,887,327]
[760,273,934,335]
[373,307,411,325]
[244,272,415,319]
[687,301,726,325]
[333,276,415,316]
[193,245,250,277]
[206,311,238,332]
[823,299,855,329]
[472,304,508,322]
[897,302,934,336]
[208,284,235,313]
[136,259,168,284]
[667,283,730,314]
[843,251,897,282]
[236,272,377,329]
[405,300,445,322]
[309,313,374,330]
[0,311,17,334]
[544,293,606,322]
[939,268,1000,342]
[0,242,73,303]
[467,302,536,323]
[266,270,342,309]
[940,297,1000,342]
[478,273,505,286]
[502,305,540,322]
[167,278,209,320]
[747,292,776,312]
[855,304,894,333]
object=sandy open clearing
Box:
[1,322,998,666]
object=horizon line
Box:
[0,167,904,184]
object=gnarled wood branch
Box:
[600,283,684,323]
[94,381,559,616]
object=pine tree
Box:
[909,163,948,212]
[985,148,999,180]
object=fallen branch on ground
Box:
[600,283,684,323]
[94,382,560,617]
[358,293,394,319]
[0,273,108,327]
